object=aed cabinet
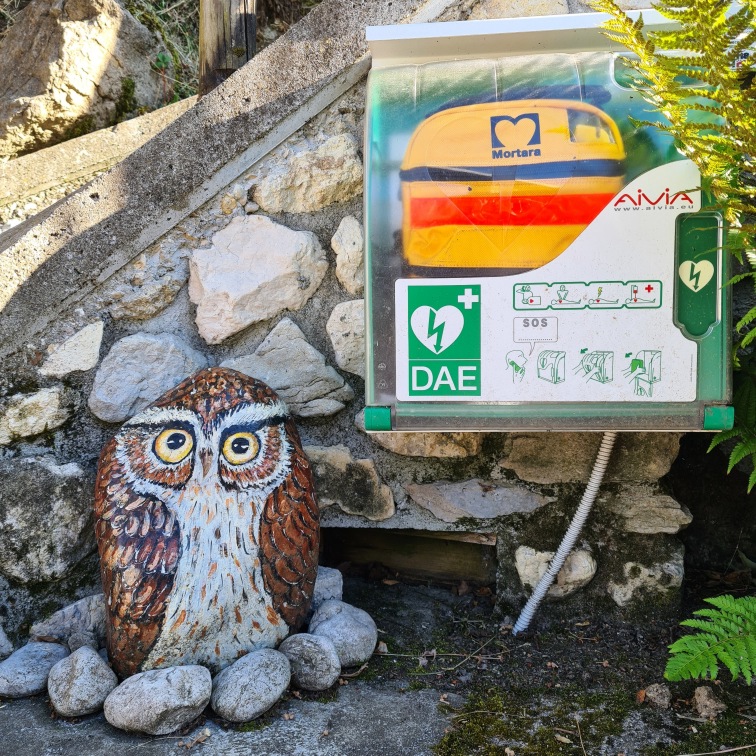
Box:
[363,11,732,432]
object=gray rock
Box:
[47,646,118,717]
[0,625,13,660]
[67,632,99,652]
[102,242,189,321]
[278,634,341,691]
[39,322,103,378]
[693,686,727,719]
[332,215,364,295]
[0,0,171,158]
[304,445,394,521]
[210,649,290,722]
[104,665,212,735]
[30,594,106,649]
[326,299,365,378]
[0,457,93,584]
[309,600,377,668]
[406,479,550,523]
[222,319,353,418]
[252,133,363,213]
[313,566,343,608]
[644,683,671,709]
[0,387,70,445]
[189,215,327,344]
[88,333,208,422]
[0,642,68,697]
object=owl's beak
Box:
[199,449,213,477]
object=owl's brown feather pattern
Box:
[95,368,320,677]
[95,437,181,678]
[260,419,319,629]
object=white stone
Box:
[189,215,328,344]
[313,566,343,608]
[309,600,377,667]
[88,333,207,422]
[210,649,290,722]
[355,410,483,458]
[305,445,394,521]
[608,556,685,607]
[0,642,68,698]
[30,594,106,650]
[0,457,93,584]
[279,634,341,691]
[0,0,170,158]
[253,133,363,213]
[47,646,118,717]
[515,546,597,599]
[0,625,13,661]
[326,300,365,378]
[222,319,353,417]
[104,665,212,735]
[332,216,364,295]
[0,387,70,445]
[40,322,103,377]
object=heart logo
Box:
[678,260,714,292]
[493,114,540,147]
[411,305,464,354]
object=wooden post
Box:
[199,0,257,97]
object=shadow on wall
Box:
[667,433,756,576]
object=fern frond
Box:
[665,596,756,684]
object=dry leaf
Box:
[457,581,471,596]
[600,660,610,667]
[575,621,590,627]
[418,656,428,667]
[382,579,399,586]
[554,734,572,744]
[636,689,646,704]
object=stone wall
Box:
[0,0,694,640]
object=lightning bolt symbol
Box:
[688,262,701,291]
[428,311,447,352]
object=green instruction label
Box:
[408,285,481,397]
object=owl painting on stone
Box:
[94,367,319,678]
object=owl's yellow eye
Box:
[222,432,260,465]
[153,429,194,464]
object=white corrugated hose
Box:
[512,431,618,636]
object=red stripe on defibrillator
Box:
[409,193,615,228]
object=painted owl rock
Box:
[94,367,319,678]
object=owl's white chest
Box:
[144,482,288,673]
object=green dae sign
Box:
[408,285,481,396]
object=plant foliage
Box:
[591,0,756,488]
[664,595,756,683]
